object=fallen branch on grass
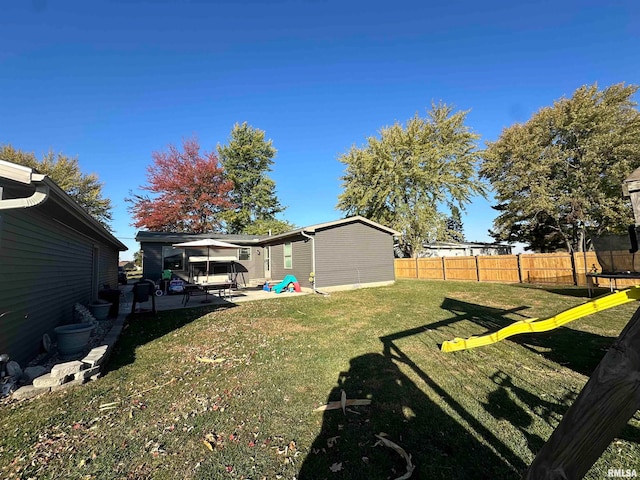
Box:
[313,390,371,412]
[374,433,415,480]
[196,356,226,364]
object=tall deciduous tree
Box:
[0,144,113,229]
[481,83,640,252]
[127,137,234,233]
[217,122,287,234]
[337,103,485,257]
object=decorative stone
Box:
[74,366,100,381]
[33,373,67,388]
[89,345,108,355]
[51,378,85,391]
[6,361,22,379]
[22,366,48,383]
[82,351,106,367]
[51,360,85,378]
[12,385,50,400]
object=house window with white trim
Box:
[283,242,293,269]
[238,247,251,261]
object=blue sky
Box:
[1,0,638,258]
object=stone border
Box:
[11,316,125,401]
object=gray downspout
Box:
[300,230,317,291]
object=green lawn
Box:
[2,280,639,479]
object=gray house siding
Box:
[1,208,107,364]
[140,242,164,281]
[234,246,264,285]
[268,237,313,289]
[315,222,395,288]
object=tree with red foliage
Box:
[128,137,234,233]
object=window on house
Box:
[283,242,292,269]
[162,246,184,270]
[238,247,251,261]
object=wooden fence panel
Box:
[443,256,478,281]
[519,253,574,285]
[394,251,640,288]
[417,258,444,280]
[477,255,520,283]
[394,258,417,279]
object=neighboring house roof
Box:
[423,241,512,249]
[261,216,401,243]
[0,160,127,251]
[135,216,400,245]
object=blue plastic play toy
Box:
[273,275,299,294]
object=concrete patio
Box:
[118,282,310,313]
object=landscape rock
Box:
[33,373,68,388]
[6,361,22,379]
[51,360,85,377]
[22,366,48,384]
[12,385,50,400]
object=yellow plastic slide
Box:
[441,286,640,352]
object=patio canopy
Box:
[172,239,242,249]
[172,239,242,276]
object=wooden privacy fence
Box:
[394,251,640,289]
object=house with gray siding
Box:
[0,160,127,364]
[136,216,399,291]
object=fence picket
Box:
[395,251,640,288]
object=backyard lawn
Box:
[2,279,639,479]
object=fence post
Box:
[442,257,447,280]
[415,257,419,279]
[475,256,480,281]
[517,254,523,284]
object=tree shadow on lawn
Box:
[514,284,612,299]
[297,352,521,480]
[482,370,640,451]
[439,297,621,377]
[104,303,236,373]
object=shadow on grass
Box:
[482,370,640,449]
[513,284,612,299]
[105,303,236,373]
[439,297,619,376]
[298,352,520,480]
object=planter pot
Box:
[54,322,95,357]
[88,302,112,321]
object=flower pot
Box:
[88,302,112,321]
[54,322,95,357]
